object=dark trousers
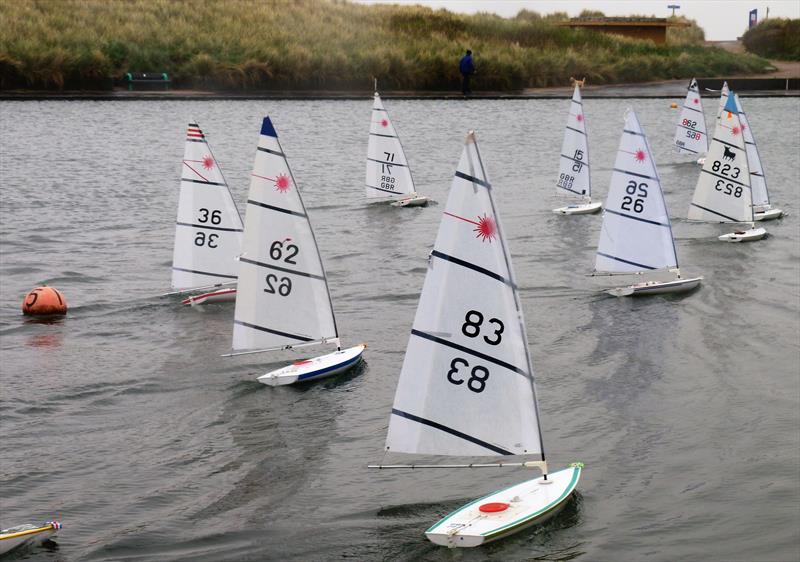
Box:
[461,73,471,95]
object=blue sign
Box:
[749,9,758,28]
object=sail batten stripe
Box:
[676,123,705,134]
[689,203,741,222]
[370,132,398,138]
[613,168,659,181]
[430,250,514,287]
[454,171,491,188]
[565,125,585,135]
[181,178,227,187]
[560,153,589,166]
[367,157,408,167]
[233,320,314,342]
[238,256,325,280]
[682,105,703,114]
[366,184,402,195]
[623,129,645,137]
[372,108,389,113]
[604,208,670,227]
[247,199,307,218]
[677,146,700,154]
[176,221,243,232]
[391,408,514,455]
[571,99,583,105]
[410,329,530,378]
[257,146,285,157]
[186,138,207,144]
[596,252,657,270]
[172,266,237,279]
[700,169,748,187]
[712,138,741,150]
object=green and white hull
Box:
[426,465,581,548]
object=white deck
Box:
[391,194,429,207]
[181,287,237,306]
[608,276,703,297]
[553,201,602,215]
[718,227,767,242]
[426,465,581,548]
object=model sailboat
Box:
[369,131,582,548]
[169,123,244,305]
[688,91,766,242]
[553,83,602,214]
[735,93,784,221]
[366,86,429,207]
[595,109,702,296]
[673,78,708,159]
[228,117,365,385]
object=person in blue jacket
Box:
[459,49,475,95]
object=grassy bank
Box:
[0,0,771,91]
[742,19,800,61]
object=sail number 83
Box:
[445,310,505,394]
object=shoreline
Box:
[2,77,797,101]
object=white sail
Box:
[595,109,678,273]
[171,123,244,290]
[232,117,338,353]
[715,81,730,121]
[688,93,753,223]
[556,84,591,199]
[735,94,770,210]
[385,131,543,458]
[674,78,708,155]
[366,93,415,199]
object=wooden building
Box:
[558,17,689,44]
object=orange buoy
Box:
[670,102,678,108]
[22,286,67,316]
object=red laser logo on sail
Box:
[731,126,741,136]
[275,173,291,193]
[576,113,584,122]
[444,211,497,243]
[381,118,389,127]
[634,149,647,162]
[202,155,215,170]
[693,98,700,105]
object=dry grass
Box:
[0,0,771,90]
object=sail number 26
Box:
[621,180,648,214]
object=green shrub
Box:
[742,18,800,60]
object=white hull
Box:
[257,344,365,386]
[754,207,783,221]
[607,276,702,297]
[718,227,767,242]
[0,522,60,555]
[426,465,581,548]
[391,194,429,207]
[182,287,237,306]
[553,201,602,215]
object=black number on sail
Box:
[194,232,219,247]
[461,310,504,345]
[446,357,490,393]
[269,240,299,264]
[264,274,292,296]
[621,180,647,214]
[197,208,222,224]
[714,179,743,198]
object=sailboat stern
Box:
[257,344,366,386]
[425,465,582,548]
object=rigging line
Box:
[182,161,210,182]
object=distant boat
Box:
[369,130,582,548]
[734,93,784,221]
[674,78,709,158]
[595,109,702,296]
[0,521,61,555]
[366,86,429,207]
[227,117,365,385]
[169,123,244,305]
[688,91,766,242]
[553,83,602,215]
[697,81,728,166]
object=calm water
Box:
[1,97,798,561]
